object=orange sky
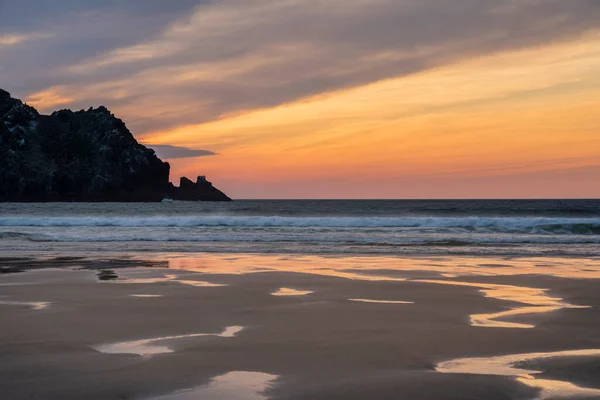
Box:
[5,1,600,199]
[138,34,600,198]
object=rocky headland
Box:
[0,89,230,202]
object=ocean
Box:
[3,200,600,399]
[1,199,599,257]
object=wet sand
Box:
[1,254,599,399]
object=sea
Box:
[1,199,599,258]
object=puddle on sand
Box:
[165,254,600,280]
[470,306,567,329]
[112,274,227,288]
[95,326,244,356]
[0,300,50,310]
[416,279,588,329]
[271,288,313,296]
[174,279,227,287]
[349,298,414,304]
[437,349,600,399]
[129,294,164,298]
[149,371,277,400]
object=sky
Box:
[1,0,599,199]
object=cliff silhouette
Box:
[0,88,230,202]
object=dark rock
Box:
[0,89,231,202]
[90,174,110,194]
[0,266,25,274]
[179,176,197,191]
[0,89,10,100]
[97,269,119,281]
[169,175,231,201]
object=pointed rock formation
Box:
[169,176,231,201]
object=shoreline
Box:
[1,252,600,399]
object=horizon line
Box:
[229,198,600,201]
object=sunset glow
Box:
[3,0,599,198]
[143,35,600,198]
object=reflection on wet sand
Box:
[163,253,600,280]
[470,306,563,329]
[437,349,600,399]
[349,299,414,304]
[166,254,408,282]
[112,274,227,288]
[271,288,313,296]
[107,254,593,331]
[0,300,50,310]
[95,326,244,356]
[149,371,277,400]
[129,294,164,298]
[416,280,589,329]
[3,253,600,282]
[1,252,600,400]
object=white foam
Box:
[0,216,598,233]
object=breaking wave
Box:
[0,216,599,234]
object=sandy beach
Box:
[3,0,600,394]
[1,253,599,399]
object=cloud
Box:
[24,86,74,109]
[0,32,51,47]
[0,1,211,94]
[2,0,600,136]
[146,144,216,160]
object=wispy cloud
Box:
[3,0,600,135]
[0,32,51,46]
[24,86,74,110]
[146,145,216,160]
[2,0,600,197]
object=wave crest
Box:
[0,216,599,234]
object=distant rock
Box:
[169,176,231,201]
[0,89,231,202]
